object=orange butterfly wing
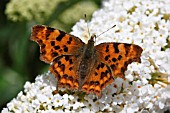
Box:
[50,55,80,90]
[81,43,142,97]
[82,62,114,97]
[30,25,84,63]
[95,43,143,78]
[31,25,85,90]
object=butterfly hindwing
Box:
[50,55,79,90]
[82,62,114,97]
[30,25,84,63]
[95,43,143,78]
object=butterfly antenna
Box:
[85,14,91,38]
[96,25,116,38]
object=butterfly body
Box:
[31,25,143,97]
[77,36,97,89]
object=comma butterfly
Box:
[30,25,143,97]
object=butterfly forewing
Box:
[30,25,84,63]
[95,43,143,78]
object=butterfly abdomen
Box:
[78,39,96,88]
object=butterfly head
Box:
[88,34,96,44]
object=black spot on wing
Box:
[58,61,62,66]
[106,45,109,52]
[56,30,65,41]
[46,34,50,39]
[94,81,100,85]
[51,41,55,46]
[67,37,73,44]
[124,44,131,56]
[65,56,69,61]
[112,58,117,62]
[110,64,115,70]
[69,59,73,64]
[54,45,60,50]
[47,27,55,31]
[63,74,69,79]
[100,72,106,79]
[69,67,73,71]
[104,55,110,61]
[63,45,68,52]
[97,64,101,70]
[113,43,119,53]
[51,52,58,57]
[90,81,94,85]
[59,64,65,72]
[118,55,122,60]
[67,41,71,44]
[101,63,105,68]
[105,56,108,61]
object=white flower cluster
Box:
[2,0,170,112]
